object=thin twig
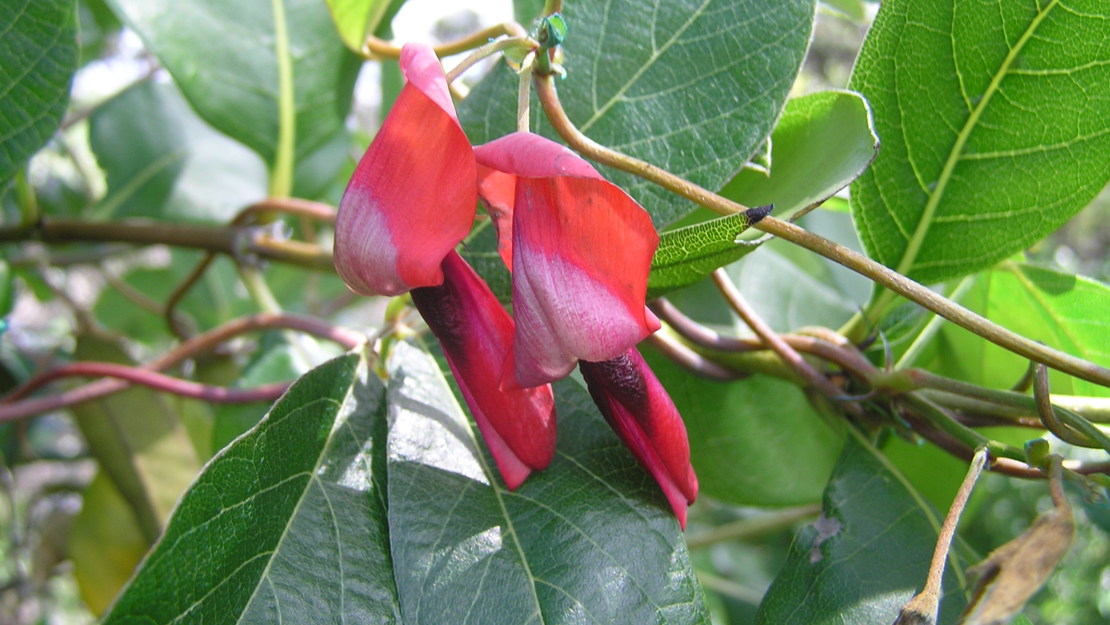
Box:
[362,22,527,59]
[533,74,1110,389]
[685,504,821,549]
[1,362,290,413]
[0,218,334,269]
[644,332,743,381]
[445,37,533,83]
[711,270,855,407]
[0,313,364,422]
[650,299,877,381]
[896,448,989,625]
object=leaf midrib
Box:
[580,0,714,133]
[895,0,1059,277]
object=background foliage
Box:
[1,0,1108,624]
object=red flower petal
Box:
[476,164,516,267]
[410,251,557,489]
[334,44,476,296]
[475,132,660,388]
[579,349,698,529]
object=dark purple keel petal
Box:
[579,349,698,528]
[411,251,557,489]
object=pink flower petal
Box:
[509,177,660,386]
[474,133,661,388]
[476,165,516,267]
[334,44,476,296]
[410,251,557,488]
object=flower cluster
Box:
[334,44,697,526]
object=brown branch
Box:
[534,74,1110,389]
[711,270,855,407]
[0,218,334,270]
[2,362,289,416]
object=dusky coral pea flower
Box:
[579,349,699,529]
[473,133,662,389]
[333,43,476,296]
[332,43,555,489]
[410,251,557,489]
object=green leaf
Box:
[101,353,402,624]
[107,0,360,169]
[755,434,967,625]
[849,0,1110,284]
[821,0,865,21]
[720,90,877,224]
[461,0,816,226]
[0,0,78,190]
[89,81,268,222]
[648,206,770,298]
[92,252,254,345]
[0,258,12,317]
[77,0,122,65]
[70,472,151,615]
[324,0,395,52]
[645,347,843,506]
[386,342,709,624]
[69,336,201,544]
[667,241,862,335]
[928,263,1110,397]
[68,335,203,611]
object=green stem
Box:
[685,504,820,549]
[238,264,319,369]
[269,0,296,198]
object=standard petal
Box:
[510,175,660,387]
[475,132,660,387]
[333,43,476,296]
[410,251,557,489]
[474,132,603,180]
[579,349,698,528]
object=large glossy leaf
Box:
[928,263,1110,398]
[89,81,268,222]
[645,347,843,506]
[101,354,401,624]
[0,0,78,190]
[850,0,1110,284]
[461,0,816,226]
[720,90,877,224]
[386,342,709,624]
[755,435,967,625]
[108,0,360,169]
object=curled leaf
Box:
[959,505,1075,625]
